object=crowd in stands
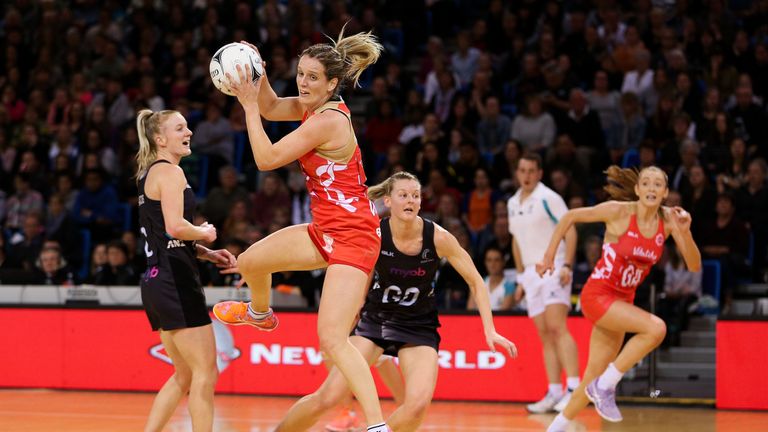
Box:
[0,1,767,329]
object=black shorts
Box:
[353,314,440,357]
[140,265,211,331]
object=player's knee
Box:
[236,250,255,273]
[647,316,667,344]
[191,364,218,387]
[315,389,346,412]
[545,321,568,339]
[317,329,346,356]
[173,371,192,392]
[237,246,269,274]
[205,364,220,384]
[403,394,432,419]
[534,324,551,341]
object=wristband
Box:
[516,272,525,284]
[562,263,572,269]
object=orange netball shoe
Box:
[213,302,279,331]
[325,408,365,432]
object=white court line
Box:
[420,426,543,431]
[0,410,280,423]
[0,410,546,431]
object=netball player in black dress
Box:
[136,109,236,432]
[276,172,518,432]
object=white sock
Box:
[566,377,580,392]
[597,363,624,390]
[247,304,271,320]
[547,413,571,432]
[548,383,564,398]
[367,423,388,432]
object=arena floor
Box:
[1,389,767,431]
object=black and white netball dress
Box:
[354,217,441,355]
[138,160,210,331]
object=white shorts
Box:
[374,354,396,367]
[519,264,572,317]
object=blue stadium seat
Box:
[233,131,247,173]
[266,120,280,141]
[501,104,517,118]
[117,202,131,232]
[357,67,374,90]
[700,259,721,315]
[1,228,13,252]
[374,153,388,175]
[621,148,640,168]
[382,27,405,61]
[79,229,92,280]
[737,232,756,285]
[197,155,209,199]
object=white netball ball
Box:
[209,42,264,96]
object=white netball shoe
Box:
[526,392,561,413]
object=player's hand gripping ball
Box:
[209,42,264,96]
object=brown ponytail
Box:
[604,165,640,201]
[604,165,669,218]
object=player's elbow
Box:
[165,223,185,239]
[688,260,702,273]
[565,225,577,238]
[561,211,575,225]
[256,158,278,171]
[260,99,282,120]
[260,110,277,122]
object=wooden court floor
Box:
[1,389,766,431]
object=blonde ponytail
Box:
[334,25,382,88]
[302,23,383,96]
[135,109,178,181]
[368,171,419,200]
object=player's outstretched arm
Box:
[227,64,344,170]
[537,200,624,277]
[434,223,518,358]
[236,41,303,121]
[195,244,237,269]
[665,206,702,272]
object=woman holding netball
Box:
[542,166,701,431]
[212,29,391,431]
[274,171,517,432]
[135,109,237,432]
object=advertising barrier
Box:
[3,308,768,409]
[0,308,592,401]
[716,319,768,410]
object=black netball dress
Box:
[138,160,210,331]
[353,217,441,355]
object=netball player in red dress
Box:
[212,30,390,431]
[539,166,701,432]
[274,171,517,432]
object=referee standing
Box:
[508,153,580,413]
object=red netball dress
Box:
[298,98,381,274]
[581,213,666,322]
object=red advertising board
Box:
[5,308,767,409]
[716,320,768,410]
[0,308,593,401]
